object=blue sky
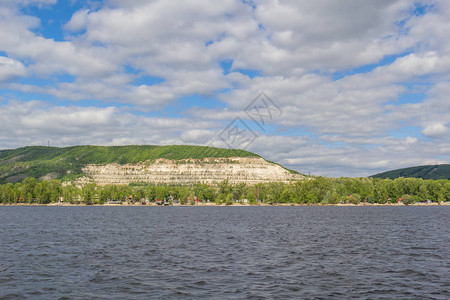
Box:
[0,0,449,176]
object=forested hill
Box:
[371,164,450,180]
[0,145,260,183]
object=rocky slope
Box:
[0,145,303,185]
[78,157,303,185]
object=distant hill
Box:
[0,145,301,184]
[371,164,450,180]
[0,145,259,183]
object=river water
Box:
[0,206,449,299]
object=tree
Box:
[233,183,247,201]
[34,181,51,203]
[244,185,257,204]
[99,185,113,203]
[48,180,62,202]
[194,184,213,202]
[348,193,361,204]
[373,179,389,203]
[426,180,445,202]
[144,185,156,202]
[0,183,16,203]
[217,180,233,199]
[253,183,267,203]
[62,183,79,203]
[400,194,414,205]
[81,183,97,204]
[155,185,169,201]
[20,177,37,202]
[321,190,338,204]
[133,187,146,201]
[266,182,285,203]
[225,193,234,205]
[290,181,307,203]
[444,181,450,201]
[385,180,400,202]
[178,186,192,205]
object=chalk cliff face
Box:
[77,157,303,185]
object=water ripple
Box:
[0,206,449,299]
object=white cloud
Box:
[180,129,214,144]
[196,73,406,137]
[422,123,449,138]
[1,0,56,7]
[0,57,27,81]
[0,0,449,176]
[245,134,448,177]
[0,101,217,149]
[64,9,89,32]
[0,7,115,78]
[228,0,416,74]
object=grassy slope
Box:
[0,145,261,183]
[371,164,450,180]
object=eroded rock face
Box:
[77,157,303,185]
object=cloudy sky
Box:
[0,0,449,177]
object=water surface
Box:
[1,206,449,299]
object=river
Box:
[1,206,449,299]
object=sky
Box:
[0,0,449,177]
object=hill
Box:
[0,145,301,185]
[371,164,450,180]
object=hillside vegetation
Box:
[0,145,260,183]
[371,164,450,180]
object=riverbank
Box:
[2,202,449,206]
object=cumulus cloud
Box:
[0,101,217,149]
[422,123,449,138]
[194,73,405,137]
[246,134,448,177]
[0,0,449,176]
[226,0,416,75]
[0,7,115,78]
[64,9,89,32]
[0,57,27,81]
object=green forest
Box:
[372,164,450,180]
[1,177,449,205]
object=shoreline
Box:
[1,202,449,207]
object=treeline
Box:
[0,177,449,205]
